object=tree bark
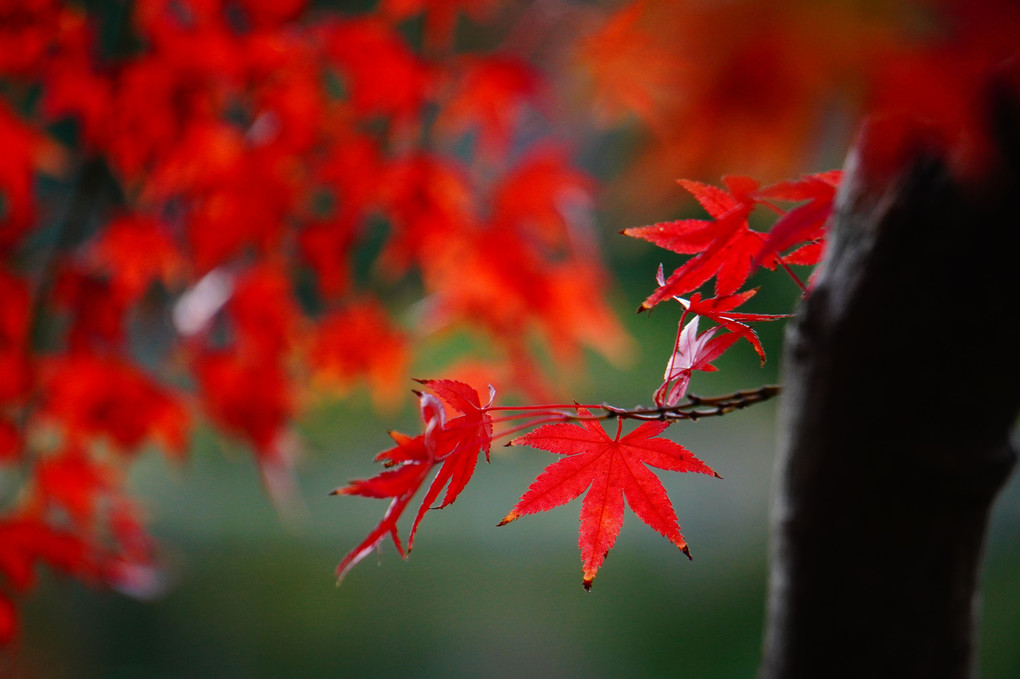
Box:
[760,91,1020,679]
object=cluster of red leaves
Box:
[623,171,841,409]
[1,0,633,645]
[336,168,839,588]
[335,378,726,590]
[335,0,1020,591]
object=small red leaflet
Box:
[654,315,740,408]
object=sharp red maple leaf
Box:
[624,176,776,309]
[501,409,719,590]
[407,379,494,548]
[652,265,788,365]
[333,379,493,581]
[332,429,431,581]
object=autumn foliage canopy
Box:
[1,0,1018,647]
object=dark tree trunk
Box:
[760,91,1020,679]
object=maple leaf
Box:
[0,516,95,592]
[501,409,719,590]
[653,266,788,365]
[438,56,540,157]
[754,170,842,267]
[309,299,409,409]
[377,153,475,274]
[193,350,291,455]
[53,266,131,352]
[573,0,685,129]
[333,379,494,581]
[87,214,182,304]
[490,147,595,249]
[653,315,740,407]
[43,355,189,457]
[332,429,432,581]
[323,18,432,124]
[227,264,300,361]
[407,379,494,547]
[624,176,775,309]
[32,447,113,529]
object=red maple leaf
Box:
[0,516,95,592]
[754,170,842,267]
[43,355,189,457]
[651,266,788,365]
[87,214,182,304]
[333,379,494,581]
[654,315,741,408]
[437,56,540,156]
[332,429,431,581]
[323,18,432,124]
[32,447,113,529]
[624,176,774,309]
[501,409,719,590]
[490,147,595,248]
[309,299,409,409]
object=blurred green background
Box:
[14,242,1020,678]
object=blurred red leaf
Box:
[43,355,189,457]
[309,299,409,409]
[438,56,540,156]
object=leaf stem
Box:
[776,259,808,292]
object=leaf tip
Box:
[682,545,693,561]
[497,510,520,526]
[582,577,593,592]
